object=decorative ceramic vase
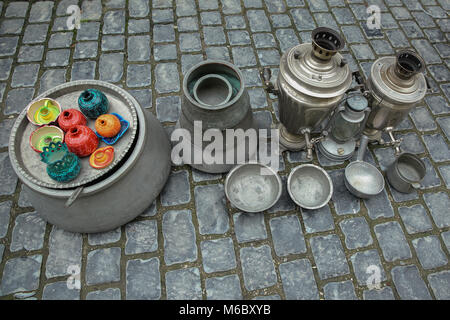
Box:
[65,125,98,157]
[95,114,121,138]
[95,113,129,145]
[29,125,64,153]
[40,142,81,182]
[58,108,87,132]
[78,89,109,119]
[26,98,62,126]
[89,146,115,169]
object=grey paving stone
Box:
[0,153,18,195]
[331,7,354,25]
[76,23,100,42]
[42,281,80,300]
[339,217,373,250]
[180,33,202,52]
[412,11,436,28]
[258,49,281,66]
[435,43,450,58]
[201,11,221,25]
[265,0,286,12]
[253,109,273,129]
[0,255,42,296]
[0,58,12,80]
[161,170,190,206]
[191,170,221,183]
[254,33,276,49]
[125,220,158,255]
[181,54,204,74]
[279,259,319,300]
[29,1,53,22]
[225,15,246,29]
[154,44,177,61]
[363,287,395,300]
[270,14,291,28]
[103,10,125,34]
[155,63,180,93]
[199,0,219,9]
[389,184,419,203]
[437,117,450,141]
[233,212,267,243]
[410,106,438,131]
[412,39,442,64]
[130,89,152,110]
[152,9,174,23]
[10,212,45,252]
[0,244,4,263]
[86,288,121,300]
[314,12,339,30]
[128,36,151,61]
[99,53,124,82]
[71,61,96,81]
[232,46,257,68]
[240,68,261,88]
[290,8,316,31]
[162,210,197,265]
[398,204,433,234]
[201,238,236,273]
[228,30,251,45]
[0,117,14,147]
[45,49,70,67]
[176,0,196,16]
[398,20,424,39]
[428,271,450,300]
[253,294,281,300]
[373,146,396,172]
[177,17,199,32]
[73,42,97,59]
[438,165,450,189]
[301,204,335,234]
[86,247,121,285]
[194,184,229,235]
[203,26,226,45]
[126,64,151,87]
[88,228,121,246]
[412,236,448,270]
[156,95,180,123]
[0,201,11,239]
[420,157,442,189]
[221,0,242,14]
[126,258,160,300]
[4,88,34,115]
[363,189,394,220]
[275,28,299,52]
[351,44,375,60]
[351,249,386,286]
[248,88,268,109]
[105,0,126,9]
[5,1,28,17]
[37,68,64,94]
[370,39,394,55]
[166,267,202,300]
[45,227,82,278]
[424,28,447,43]
[129,0,150,17]
[422,134,450,162]
[374,221,412,262]
[128,19,150,34]
[0,18,24,35]
[240,245,277,291]
[391,265,432,300]
[11,64,40,88]
[385,29,409,48]
[52,17,70,32]
[270,215,306,256]
[310,234,350,280]
[329,169,360,215]
[153,0,173,8]
[101,35,125,51]
[428,65,450,82]
[247,10,271,32]
[49,32,73,48]
[81,0,102,20]
[205,274,242,300]
[323,281,357,300]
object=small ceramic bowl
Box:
[287,164,333,210]
[225,162,282,213]
[29,125,64,153]
[26,98,62,126]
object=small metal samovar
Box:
[262,27,353,159]
[363,50,427,154]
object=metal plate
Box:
[9,80,138,189]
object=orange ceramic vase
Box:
[95,114,121,138]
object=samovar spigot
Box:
[260,67,279,95]
[301,128,327,160]
[384,127,403,156]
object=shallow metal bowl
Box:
[225,163,282,213]
[344,161,385,198]
[287,164,333,210]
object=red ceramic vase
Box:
[65,125,98,157]
[58,109,87,132]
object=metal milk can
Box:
[262,27,353,159]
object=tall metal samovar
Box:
[363,50,427,154]
[262,27,353,159]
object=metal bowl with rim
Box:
[287,164,333,210]
[225,163,282,213]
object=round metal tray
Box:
[9,80,138,189]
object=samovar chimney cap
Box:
[394,50,425,79]
[311,27,344,60]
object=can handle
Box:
[411,182,421,189]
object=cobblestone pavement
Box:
[0,0,449,300]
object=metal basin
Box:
[193,74,233,107]
[287,164,333,210]
[225,163,282,213]
[387,153,425,193]
[345,161,385,198]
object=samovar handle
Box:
[260,67,279,95]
